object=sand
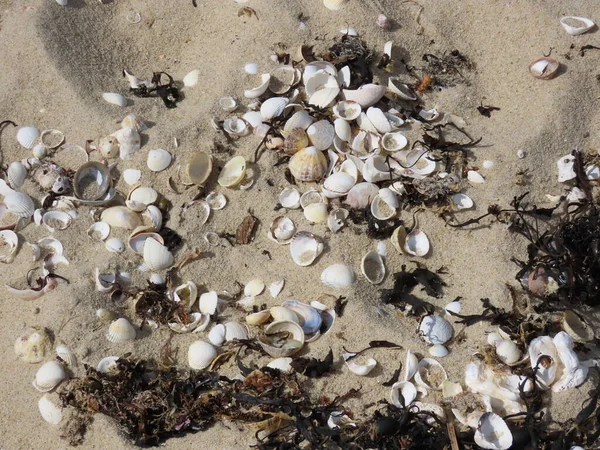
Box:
[0,0,599,448]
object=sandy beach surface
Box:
[1,0,600,448]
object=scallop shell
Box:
[101,206,142,229]
[147,149,172,172]
[206,191,227,210]
[42,211,72,232]
[0,230,19,263]
[55,345,76,366]
[187,152,213,185]
[4,192,34,218]
[111,127,141,160]
[32,361,66,392]
[323,0,350,10]
[143,237,174,271]
[333,101,361,121]
[391,381,417,408]
[7,162,27,188]
[73,161,111,201]
[218,156,246,188]
[283,128,309,155]
[268,216,296,244]
[289,146,328,182]
[529,57,560,80]
[183,69,201,87]
[107,318,136,343]
[474,413,513,450]
[281,300,323,335]
[382,132,408,152]
[279,188,301,209]
[304,202,328,223]
[17,126,41,149]
[259,320,305,357]
[39,395,63,425]
[361,250,385,284]
[244,73,271,99]
[14,328,52,363]
[290,231,323,266]
[307,120,335,151]
[188,340,217,370]
[342,84,387,108]
[224,321,249,341]
[419,315,453,345]
[560,16,596,35]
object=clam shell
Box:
[32,361,66,392]
[309,87,340,109]
[307,120,335,151]
[97,356,120,373]
[382,132,408,152]
[101,206,142,229]
[199,291,220,315]
[147,149,172,172]
[366,107,391,134]
[361,250,385,284]
[279,188,301,209]
[268,216,296,244]
[290,231,323,266]
[343,352,377,376]
[4,192,34,218]
[16,126,40,149]
[224,321,248,341]
[323,172,356,195]
[283,128,309,155]
[445,300,462,315]
[39,395,63,425]
[321,263,355,289]
[333,101,361,121]
[218,156,246,188]
[244,279,265,297]
[334,118,352,142]
[284,111,313,135]
[474,413,513,450]
[246,310,271,326]
[281,300,322,335]
[419,315,453,345]
[300,189,324,209]
[169,312,209,333]
[103,92,127,107]
[557,154,576,182]
[289,146,328,182]
[259,320,305,357]
[173,281,198,308]
[391,381,417,408]
[404,350,419,381]
[244,73,271,99]
[105,237,125,254]
[111,127,140,160]
[183,69,201,87]
[223,116,251,137]
[337,65,351,88]
[560,16,596,35]
[143,237,173,271]
[414,358,448,391]
[266,357,294,373]
[206,191,227,210]
[323,0,350,10]
[304,202,328,223]
[270,306,300,323]
[328,207,348,233]
[107,318,136,343]
[0,230,19,263]
[528,336,558,389]
[129,186,158,205]
[562,310,594,342]
[242,111,263,128]
[344,182,379,209]
[269,65,298,94]
[428,344,449,358]
[55,345,76,366]
[370,194,396,220]
[342,84,387,107]
[495,340,521,365]
[187,152,213,185]
[387,77,417,101]
[208,324,226,345]
[303,61,337,84]
[144,205,162,230]
[451,193,474,210]
[7,162,27,188]
[219,96,238,112]
[188,340,217,370]
[529,57,560,80]
[467,170,485,184]
[14,329,52,363]
[362,155,396,183]
[74,162,111,201]
[42,211,72,232]
[40,129,64,149]
[405,228,430,257]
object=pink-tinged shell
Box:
[288,146,328,182]
[344,182,379,209]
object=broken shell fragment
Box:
[343,352,377,376]
[268,216,296,244]
[107,318,136,343]
[361,250,385,284]
[474,412,513,450]
[147,149,172,172]
[183,69,201,87]
[173,281,198,308]
[391,381,417,408]
[414,358,448,391]
[188,340,217,370]
[419,315,453,345]
[269,280,285,297]
[0,230,19,263]
[14,328,52,363]
[290,231,323,266]
[321,263,355,289]
[187,152,213,185]
[560,16,596,36]
[342,84,387,108]
[32,361,66,392]
[206,191,227,210]
[259,320,305,357]
[528,336,558,389]
[103,92,127,107]
[218,156,246,188]
[529,57,560,80]
[557,154,576,182]
[169,312,209,333]
[244,73,271,99]
[562,310,594,342]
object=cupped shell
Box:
[259,320,305,357]
[101,206,142,230]
[361,250,385,284]
[147,149,172,172]
[529,57,560,80]
[342,84,387,107]
[474,412,513,450]
[42,211,72,232]
[560,16,596,35]
[332,101,361,121]
[107,318,136,343]
[187,152,213,185]
[414,358,448,390]
[281,300,322,335]
[218,156,246,188]
[87,221,110,241]
[268,216,296,244]
[391,381,417,408]
[290,231,323,266]
[244,73,271,99]
[32,361,66,392]
[321,264,355,289]
[289,146,328,182]
[143,237,174,271]
[188,340,217,370]
[0,230,19,263]
[279,188,301,209]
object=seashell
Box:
[33,361,66,392]
[208,324,226,345]
[55,345,76,366]
[429,344,448,358]
[343,352,377,376]
[96,308,116,322]
[105,237,125,254]
[111,127,140,160]
[303,61,337,84]
[143,237,173,271]
[382,132,408,152]
[495,340,521,365]
[333,101,362,121]
[290,231,323,266]
[122,169,141,186]
[404,228,430,257]
[121,114,148,132]
[247,310,271,326]
[0,230,19,263]
[560,16,596,35]
[42,211,72,232]
[98,135,119,159]
[467,170,485,184]
[442,380,463,398]
[270,306,300,323]
[279,187,301,209]
[356,112,379,133]
[370,194,396,220]
[391,381,417,408]
[306,120,335,151]
[528,336,558,389]
[149,273,165,285]
[244,279,265,297]
[267,357,294,373]
[366,107,391,134]
[451,193,474,210]
[219,96,238,112]
[14,328,52,363]
[362,155,396,183]
[284,110,314,134]
[97,356,120,374]
[244,73,271,98]
[307,70,339,96]
[187,152,213,185]
[17,126,40,149]
[361,250,385,284]
[419,315,453,345]
[289,146,328,182]
[557,154,576,182]
[334,118,352,143]
[552,331,589,392]
[323,172,356,196]
[4,192,35,218]
[173,281,198,308]
[147,149,172,172]
[388,77,417,101]
[343,84,387,108]
[199,291,220,315]
[218,156,246,188]
[283,128,309,156]
[103,92,127,107]
[183,69,201,87]
[385,113,405,129]
[414,358,448,390]
[562,310,594,342]
[344,182,379,209]
[259,320,305,357]
[321,264,355,289]
[474,413,513,450]
[404,350,419,381]
[337,65,351,88]
[309,87,340,109]
[445,300,462,316]
[169,312,209,333]
[87,222,110,241]
[328,411,357,430]
[206,191,227,210]
[340,27,358,36]
[222,116,251,137]
[328,207,348,233]
[300,189,324,209]
[6,273,59,300]
[281,300,322,335]
[144,205,162,230]
[224,321,248,341]
[268,216,296,244]
[39,394,63,425]
[269,280,285,297]
[7,162,27,188]
[73,161,111,201]
[37,130,63,151]
[188,340,217,370]
[245,63,259,74]
[32,144,47,158]
[529,57,560,80]
[323,0,349,10]
[101,206,142,229]
[107,318,136,343]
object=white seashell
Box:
[385,113,405,129]
[328,208,348,233]
[219,96,238,112]
[246,310,271,326]
[244,63,259,74]
[309,87,340,109]
[32,361,66,392]
[474,413,513,450]
[241,111,263,129]
[259,320,305,357]
[199,291,220,315]
[267,357,294,373]
[442,380,464,398]
[218,156,246,188]
[128,229,163,254]
[379,188,399,208]
[468,170,485,184]
[39,395,63,425]
[337,65,351,88]
[188,341,217,370]
[361,250,385,284]
[289,147,328,182]
[279,188,301,209]
[419,315,453,345]
[42,211,72,232]
[370,194,396,220]
[244,73,271,98]
[224,321,248,341]
[382,132,408,152]
[103,93,127,107]
[32,144,47,158]
[495,340,522,365]
[260,97,289,121]
[107,318,136,343]
[206,191,227,210]
[97,356,120,374]
[334,118,352,142]
[269,280,285,297]
[321,264,355,289]
[529,57,560,80]
[111,127,141,160]
[96,308,116,322]
[149,273,165,285]
[428,344,449,358]
[174,281,198,308]
[169,312,209,333]
[281,300,322,335]
[17,126,41,149]
[144,205,162,230]
[445,300,462,315]
[414,358,448,390]
[284,110,314,133]
[268,216,296,244]
[452,193,474,210]
[344,182,379,209]
[404,228,430,257]
[340,27,358,36]
[5,191,35,218]
[244,279,265,297]
[560,16,595,35]
[528,336,558,389]
[290,231,323,266]
[324,172,356,195]
[208,324,226,346]
[55,345,76,366]
[391,381,417,408]
[183,69,201,87]
[147,149,172,172]
[0,230,19,263]
[101,206,142,229]
[7,162,27,188]
[362,155,395,183]
[356,112,379,133]
[388,77,417,101]
[404,350,419,381]
[303,61,337,84]
[557,154,576,182]
[104,237,124,253]
[122,169,141,186]
[27,242,41,262]
[366,107,391,134]
[323,0,349,10]
[343,84,386,107]
[333,101,361,121]
[306,120,335,151]
[121,114,148,132]
[270,306,300,323]
[223,116,251,137]
[143,237,173,271]
[343,352,377,376]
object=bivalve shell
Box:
[474,412,513,450]
[103,92,127,107]
[0,230,19,263]
[199,291,220,315]
[208,324,226,345]
[173,281,198,308]
[244,279,265,297]
[333,101,361,121]
[370,194,396,220]
[342,84,387,107]
[429,344,449,358]
[388,77,417,101]
[183,69,201,87]
[323,0,350,10]
[143,237,173,271]
[382,132,408,152]
[279,188,301,209]
[99,135,120,158]
[4,192,35,218]
[97,356,119,374]
[147,149,172,172]
[74,161,111,201]
[361,250,385,284]
[307,120,335,151]
[187,152,213,185]
[284,110,314,133]
[206,191,227,210]
[419,315,453,345]
[259,320,305,357]
[560,16,596,35]
[452,193,474,210]
[14,328,52,363]
[345,182,379,209]
[281,300,323,335]
[111,127,140,160]
[366,107,391,134]
[218,156,246,188]
[87,222,110,241]
[105,237,125,254]
[246,310,271,326]
[290,231,323,266]
[244,73,271,99]
[32,361,66,392]
[323,172,356,195]
[289,146,328,182]
[7,162,27,188]
[188,340,217,370]
[283,128,309,155]
[266,357,294,373]
[343,352,377,376]
[268,216,296,244]
[414,358,448,390]
[17,126,40,149]
[219,96,238,112]
[107,318,136,343]
[321,263,355,289]
[42,211,72,232]
[39,395,63,425]
[391,381,417,408]
[55,345,76,366]
[562,310,594,342]
[529,57,560,80]
[101,206,142,230]
[495,340,522,365]
[224,321,248,341]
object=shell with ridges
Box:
[55,345,76,366]
[107,318,136,343]
[307,120,335,151]
[17,126,40,149]
[143,237,174,271]
[289,147,328,182]
[39,395,63,424]
[7,162,27,188]
[4,192,35,218]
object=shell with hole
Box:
[32,361,66,392]
[101,206,142,230]
[528,336,558,389]
[361,250,385,284]
[419,315,453,345]
[321,263,355,289]
[218,156,246,188]
[290,231,323,266]
[14,328,52,363]
[289,147,328,182]
[98,136,119,159]
[107,318,136,343]
[328,208,349,233]
[259,320,305,357]
[188,340,217,370]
